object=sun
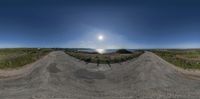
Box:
[98,35,104,41]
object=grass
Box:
[153,50,200,69]
[65,50,143,65]
[0,48,52,69]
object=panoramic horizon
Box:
[1,1,200,98]
[1,0,200,49]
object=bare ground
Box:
[0,51,200,99]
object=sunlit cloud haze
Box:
[0,0,200,49]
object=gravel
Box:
[0,51,200,99]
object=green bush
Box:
[116,49,132,54]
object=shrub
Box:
[65,51,143,64]
[116,49,132,54]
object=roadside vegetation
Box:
[65,49,143,65]
[153,50,200,69]
[116,49,132,54]
[0,48,52,69]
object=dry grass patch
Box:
[153,50,200,69]
[0,48,52,69]
[65,49,143,65]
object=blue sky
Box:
[0,0,200,49]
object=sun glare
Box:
[98,35,104,41]
[96,49,105,54]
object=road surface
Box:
[0,51,200,99]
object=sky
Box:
[0,0,200,49]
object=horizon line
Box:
[0,47,200,50]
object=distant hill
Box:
[116,49,132,54]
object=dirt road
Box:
[0,51,200,99]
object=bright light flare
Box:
[96,49,105,54]
[98,35,104,41]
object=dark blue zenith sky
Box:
[0,0,200,48]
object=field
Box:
[65,50,143,65]
[0,48,52,69]
[153,49,200,69]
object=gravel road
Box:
[0,51,200,99]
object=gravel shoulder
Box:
[0,51,200,99]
